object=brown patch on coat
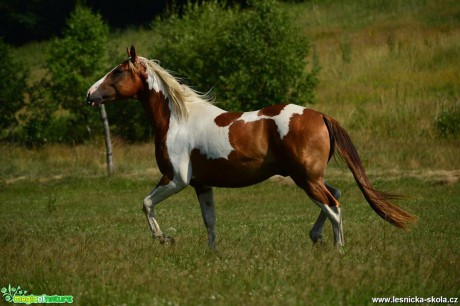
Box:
[140,90,174,185]
[191,118,283,187]
[197,105,337,206]
[202,106,337,206]
[281,109,338,207]
[214,112,243,127]
[257,104,287,117]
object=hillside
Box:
[292,1,460,171]
[10,0,460,174]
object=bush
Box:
[436,101,460,137]
[16,80,55,146]
[0,39,28,140]
[151,0,318,111]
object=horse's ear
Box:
[129,45,137,63]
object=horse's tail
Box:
[322,114,417,230]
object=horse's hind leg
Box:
[318,202,344,250]
[300,179,344,249]
[325,181,341,200]
[311,200,344,250]
[309,181,342,244]
[309,210,327,243]
[192,182,216,248]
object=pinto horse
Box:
[87,46,415,249]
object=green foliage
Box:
[14,6,110,146]
[436,101,460,137]
[107,101,152,142]
[45,6,109,143]
[17,80,55,146]
[0,39,28,139]
[152,0,318,111]
[11,6,108,146]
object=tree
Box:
[46,5,114,174]
[152,0,319,112]
[0,39,28,140]
[46,5,110,142]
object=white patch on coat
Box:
[147,73,162,93]
[88,67,115,96]
[239,104,305,139]
[141,57,166,94]
[168,103,233,161]
[272,104,306,138]
[163,102,234,184]
[165,103,305,183]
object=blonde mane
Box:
[139,58,213,121]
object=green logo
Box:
[1,284,73,304]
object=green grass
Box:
[1,174,459,305]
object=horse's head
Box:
[87,45,148,106]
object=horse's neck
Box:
[140,90,227,141]
[140,91,171,139]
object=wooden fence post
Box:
[99,104,114,176]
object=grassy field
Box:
[1,170,459,305]
[2,0,460,305]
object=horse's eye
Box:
[114,68,123,74]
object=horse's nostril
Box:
[86,94,100,106]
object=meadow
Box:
[1,164,459,305]
[2,0,460,305]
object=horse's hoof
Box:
[314,239,325,246]
[309,232,324,244]
[311,237,324,244]
[160,236,175,245]
[337,246,345,255]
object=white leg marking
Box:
[311,199,345,249]
[328,206,344,249]
[143,180,186,242]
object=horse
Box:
[87,45,416,250]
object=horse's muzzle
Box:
[86,92,101,107]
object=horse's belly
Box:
[190,148,280,187]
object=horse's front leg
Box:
[143,177,186,244]
[192,182,216,248]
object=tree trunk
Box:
[99,104,114,176]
